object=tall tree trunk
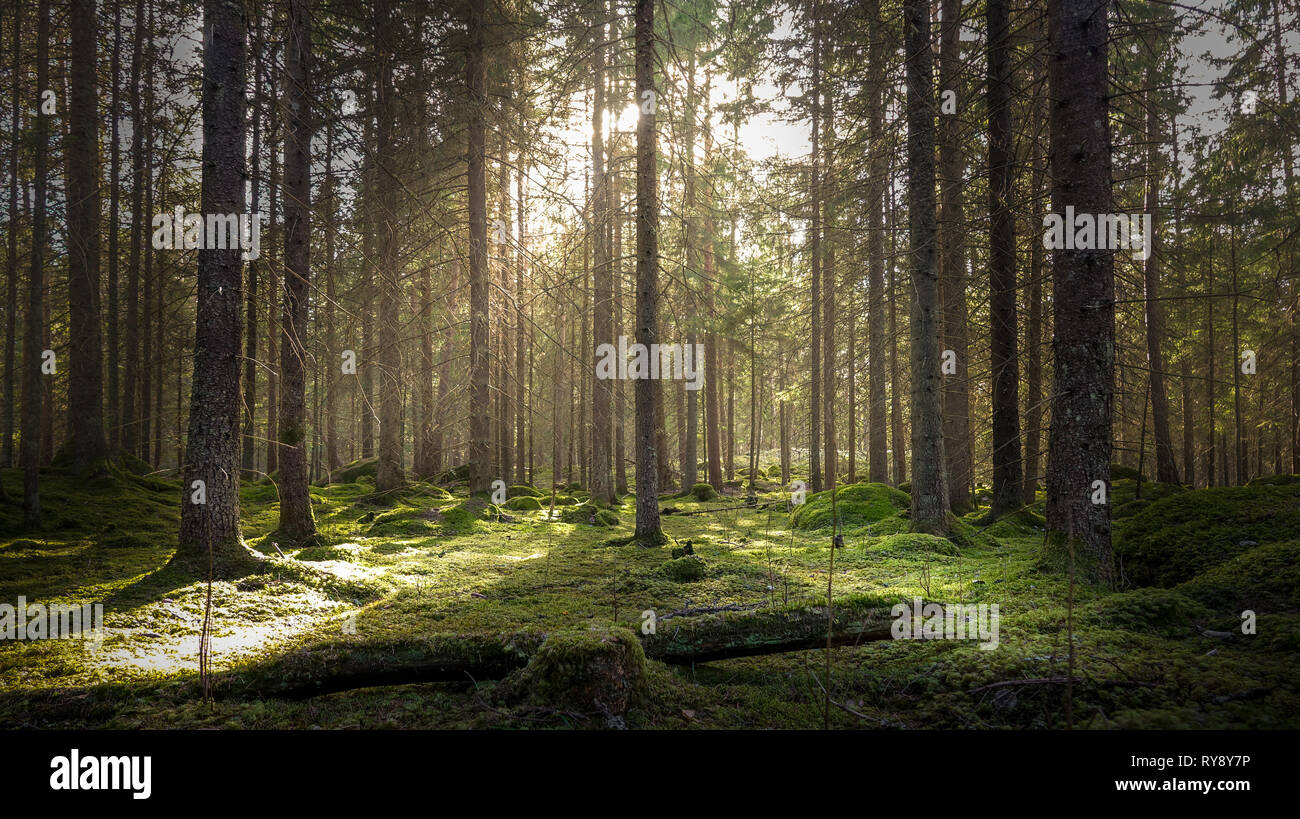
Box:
[680,48,700,495]
[176,0,256,574]
[65,0,106,473]
[277,0,316,540]
[243,12,263,475]
[590,2,613,504]
[633,0,664,544]
[904,0,949,533]
[375,0,403,491]
[515,158,528,486]
[122,0,144,458]
[466,0,491,495]
[324,119,339,473]
[1044,0,1115,585]
[1272,0,1298,474]
[22,0,50,526]
[1142,54,1179,486]
[105,0,121,454]
[889,176,906,486]
[937,0,969,513]
[265,54,280,477]
[866,0,888,484]
[821,39,836,492]
[808,14,823,494]
[985,0,1022,516]
[1205,237,1216,486]
[1230,213,1244,485]
[1023,50,1047,505]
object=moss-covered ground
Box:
[0,466,1295,729]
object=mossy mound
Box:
[689,482,718,501]
[1083,588,1211,637]
[868,533,959,557]
[1115,484,1300,587]
[502,626,646,716]
[1175,541,1300,615]
[506,484,544,498]
[367,507,444,536]
[439,498,510,533]
[1110,478,1185,519]
[1109,463,1145,482]
[662,554,707,582]
[560,502,619,527]
[504,495,543,511]
[552,495,578,506]
[981,508,1046,539]
[332,457,378,484]
[790,482,910,531]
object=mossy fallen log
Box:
[640,594,898,664]
[224,597,901,701]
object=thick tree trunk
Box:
[65,0,106,474]
[985,0,1022,516]
[175,0,257,574]
[277,0,316,541]
[904,0,948,534]
[633,0,663,544]
[1044,0,1116,585]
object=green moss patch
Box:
[1115,484,1300,587]
[790,482,910,531]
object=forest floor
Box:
[0,462,1297,730]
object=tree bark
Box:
[1044,0,1116,585]
[374,0,403,492]
[985,0,1022,516]
[937,0,969,514]
[633,0,664,544]
[175,0,256,574]
[904,0,949,533]
[466,0,491,495]
[590,2,613,505]
[277,0,316,540]
[866,0,888,485]
[22,0,50,526]
[65,0,106,474]
[1142,50,1179,486]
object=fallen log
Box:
[220,596,902,701]
[642,595,898,664]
